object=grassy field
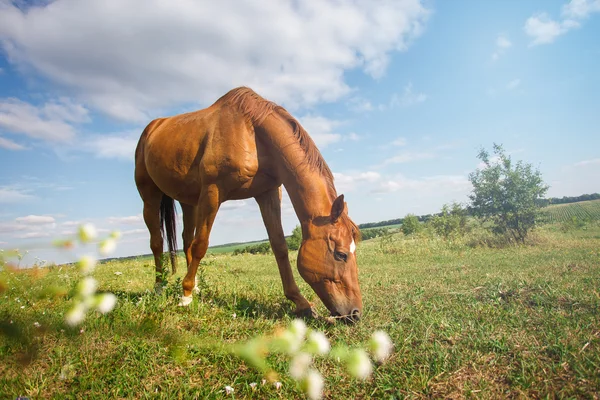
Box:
[541,199,600,223]
[1,224,600,399]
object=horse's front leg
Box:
[255,187,314,317]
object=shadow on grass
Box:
[109,286,296,321]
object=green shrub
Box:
[401,214,421,236]
[429,202,468,240]
[286,225,302,251]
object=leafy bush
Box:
[560,216,589,232]
[233,242,272,255]
[401,214,421,236]
[429,202,468,240]
[360,227,391,240]
[468,144,549,243]
[286,225,302,251]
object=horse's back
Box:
[135,102,268,204]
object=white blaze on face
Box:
[350,239,356,254]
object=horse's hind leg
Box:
[179,184,221,306]
[136,176,167,293]
[180,202,199,293]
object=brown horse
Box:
[134,87,362,321]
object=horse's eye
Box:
[334,251,348,262]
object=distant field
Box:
[541,199,600,223]
[207,239,269,254]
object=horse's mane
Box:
[218,87,360,241]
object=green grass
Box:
[541,199,600,223]
[1,225,600,398]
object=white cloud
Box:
[574,158,600,167]
[61,220,81,227]
[524,14,568,46]
[0,0,430,122]
[562,0,600,19]
[372,174,471,194]
[507,79,521,90]
[121,228,147,236]
[14,231,51,239]
[491,34,512,61]
[0,98,88,142]
[347,97,374,112]
[221,200,249,210]
[525,1,600,46]
[333,171,381,193]
[496,35,512,49]
[298,115,343,148]
[84,131,140,161]
[0,222,27,234]
[389,83,427,108]
[108,214,143,225]
[15,215,55,225]
[391,137,407,146]
[0,136,27,150]
[347,132,361,141]
[382,151,435,165]
[0,186,35,203]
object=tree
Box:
[430,202,468,240]
[286,225,302,251]
[468,143,549,243]
[401,214,421,236]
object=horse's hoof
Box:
[178,295,193,307]
[294,306,317,319]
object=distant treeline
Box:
[358,215,434,229]
[536,193,600,207]
[359,193,600,230]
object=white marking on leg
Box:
[178,295,193,307]
[193,276,200,294]
[350,239,356,254]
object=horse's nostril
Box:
[350,308,361,320]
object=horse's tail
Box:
[160,194,178,274]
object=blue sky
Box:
[1,0,599,265]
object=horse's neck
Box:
[260,114,333,221]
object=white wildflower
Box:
[96,293,117,313]
[289,352,312,380]
[77,255,97,275]
[249,382,257,390]
[114,271,123,276]
[346,349,372,380]
[289,319,307,342]
[261,379,267,385]
[78,223,97,243]
[99,238,117,256]
[78,277,97,298]
[224,385,234,395]
[301,369,324,400]
[369,330,393,362]
[274,381,282,390]
[232,313,237,319]
[33,322,40,328]
[278,330,302,354]
[65,303,86,326]
[306,331,330,355]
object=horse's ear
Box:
[331,194,345,223]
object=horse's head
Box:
[297,194,363,323]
